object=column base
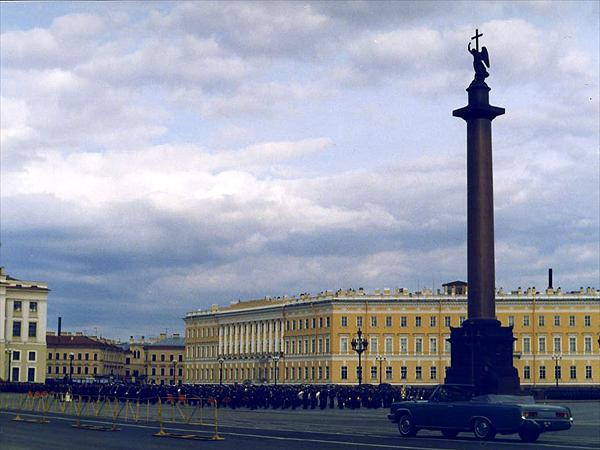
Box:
[445,318,520,394]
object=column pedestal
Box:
[445,319,519,394]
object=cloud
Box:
[149,1,332,58]
[1,13,105,69]
[171,81,334,118]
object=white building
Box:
[1,267,49,383]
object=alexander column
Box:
[445,30,520,394]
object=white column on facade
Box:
[268,319,274,353]
[225,325,229,356]
[246,323,249,354]
[249,323,254,354]
[258,321,263,354]
[255,321,260,354]
[231,324,238,355]
[227,325,231,355]
[218,325,223,356]
[274,319,279,353]
[280,319,285,355]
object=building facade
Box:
[46,333,125,381]
[122,338,147,383]
[143,334,185,385]
[184,286,600,387]
[1,267,49,383]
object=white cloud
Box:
[150,1,332,57]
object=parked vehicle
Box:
[388,384,572,442]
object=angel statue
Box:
[468,42,489,81]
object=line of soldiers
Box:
[0,381,434,410]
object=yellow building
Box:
[143,333,185,385]
[46,332,125,380]
[1,267,49,383]
[184,285,600,387]
[122,337,147,382]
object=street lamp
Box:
[552,353,562,388]
[375,355,386,385]
[217,357,224,385]
[351,328,369,386]
[69,352,74,382]
[5,349,13,382]
[271,354,281,386]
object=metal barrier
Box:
[1,392,224,440]
[153,395,224,440]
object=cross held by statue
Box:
[471,28,483,51]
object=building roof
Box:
[442,280,468,286]
[145,336,185,348]
[47,335,123,351]
[185,284,600,319]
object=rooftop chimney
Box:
[58,317,62,337]
[548,268,553,289]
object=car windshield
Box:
[430,385,474,402]
[471,395,536,404]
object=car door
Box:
[414,389,452,429]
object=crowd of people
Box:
[0,380,432,410]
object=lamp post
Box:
[5,349,12,382]
[217,357,224,385]
[351,328,369,386]
[69,352,74,382]
[272,354,281,386]
[552,353,562,388]
[376,355,386,385]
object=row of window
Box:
[523,365,594,380]
[12,301,38,313]
[186,364,595,383]
[285,337,331,354]
[188,341,281,358]
[48,365,98,375]
[339,336,447,355]
[188,312,595,339]
[11,321,37,338]
[189,335,597,358]
[7,350,37,362]
[9,367,36,382]
[189,366,291,382]
[287,317,331,331]
[150,367,184,377]
[521,336,595,354]
[149,354,183,362]
[514,314,593,328]
[48,352,98,361]
[339,314,594,329]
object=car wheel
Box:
[519,428,540,443]
[473,418,496,440]
[397,414,417,437]
[441,430,459,438]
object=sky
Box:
[1,1,598,340]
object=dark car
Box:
[388,384,572,442]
